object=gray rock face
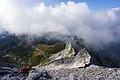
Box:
[38,38,91,70]
[27,70,51,80]
[74,48,91,67]
[47,38,76,64]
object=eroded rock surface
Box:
[38,38,91,70]
[47,38,76,64]
[73,48,91,68]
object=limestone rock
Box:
[39,38,91,69]
[47,38,76,64]
[73,48,91,68]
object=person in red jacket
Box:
[20,66,27,73]
[19,66,29,78]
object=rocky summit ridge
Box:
[36,37,91,70]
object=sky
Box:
[22,0,120,10]
[0,0,120,46]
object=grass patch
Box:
[30,43,64,66]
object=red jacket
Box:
[20,66,27,73]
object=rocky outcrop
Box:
[38,38,91,70]
[27,69,51,80]
[73,48,91,68]
[47,38,76,64]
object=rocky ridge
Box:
[36,38,91,70]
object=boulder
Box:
[73,48,91,68]
[27,70,51,80]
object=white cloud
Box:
[0,0,120,45]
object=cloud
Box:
[0,0,120,45]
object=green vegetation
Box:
[1,38,64,66]
[30,43,64,66]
